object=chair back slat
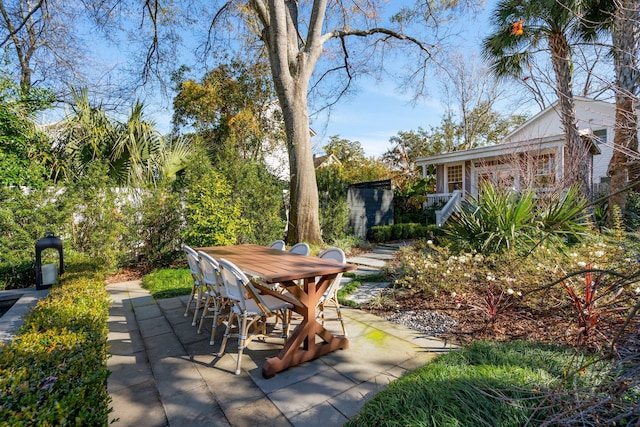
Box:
[289,242,310,256]
[183,245,202,281]
[318,247,346,296]
[197,251,221,288]
[268,240,286,250]
[318,247,346,263]
[218,258,273,314]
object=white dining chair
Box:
[216,258,293,375]
[183,245,206,326]
[268,240,286,250]
[197,251,229,346]
[316,247,348,337]
[288,242,310,256]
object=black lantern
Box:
[35,232,64,290]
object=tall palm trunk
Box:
[607,0,639,218]
[548,32,590,195]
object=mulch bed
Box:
[362,289,589,348]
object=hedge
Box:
[0,268,111,426]
[370,223,445,243]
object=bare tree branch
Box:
[324,27,435,58]
[0,0,44,48]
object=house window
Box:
[496,170,516,188]
[447,165,463,192]
[534,154,556,187]
[593,129,607,145]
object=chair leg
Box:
[235,315,249,375]
[208,300,222,346]
[191,285,204,326]
[197,292,212,334]
[319,301,326,327]
[217,311,234,358]
[334,297,348,337]
[184,284,197,317]
[280,309,290,340]
[209,309,219,346]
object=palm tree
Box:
[581,0,639,219]
[482,0,590,194]
[56,87,117,181]
[58,88,193,186]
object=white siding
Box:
[505,98,616,184]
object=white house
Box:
[415,97,620,226]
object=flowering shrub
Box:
[390,239,556,299]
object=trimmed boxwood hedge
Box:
[0,269,111,426]
[370,223,445,243]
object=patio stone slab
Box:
[288,401,349,427]
[345,256,387,268]
[224,396,290,427]
[138,316,172,338]
[152,356,206,401]
[266,368,356,418]
[109,379,166,427]
[359,252,395,260]
[328,374,391,419]
[133,303,162,321]
[144,332,185,363]
[108,353,155,392]
[163,384,228,427]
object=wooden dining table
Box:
[197,244,356,378]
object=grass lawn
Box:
[141,267,193,299]
[346,340,598,427]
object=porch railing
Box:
[434,190,462,227]
[425,193,454,209]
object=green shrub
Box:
[0,81,54,189]
[0,251,34,291]
[66,163,128,270]
[319,194,350,243]
[223,161,286,245]
[391,240,558,299]
[390,234,629,318]
[0,264,111,425]
[626,191,640,231]
[370,223,442,243]
[316,165,351,242]
[123,185,183,268]
[182,157,246,247]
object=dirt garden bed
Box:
[361,286,633,350]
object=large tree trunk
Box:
[259,0,323,245]
[548,32,589,195]
[281,82,322,244]
[607,0,639,221]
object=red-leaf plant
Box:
[470,283,518,336]
[560,264,625,348]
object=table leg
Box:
[262,275,349,378]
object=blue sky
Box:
[308,2,497,158]
[310,75,449,158]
